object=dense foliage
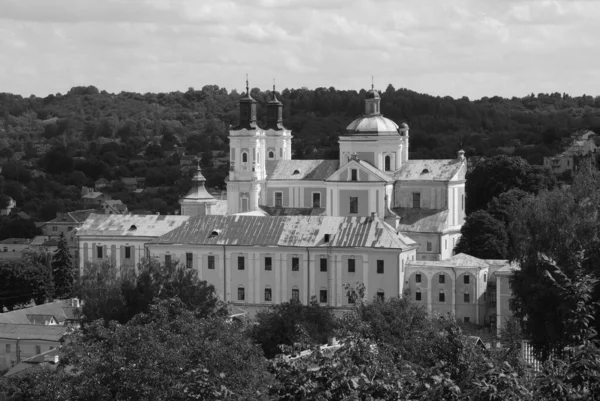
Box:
[50,233,73,299]
[0,86,598,227]
[0,254,54,310]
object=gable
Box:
[394,159,465,181]
[326,160,393,183]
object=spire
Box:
[365,78,381,115]
[371,76,374,91]
[266,78,284,130]
[237,74,257,129]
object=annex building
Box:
[76,84,516,328]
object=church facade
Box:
[227,84,466,261]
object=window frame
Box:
[439,290,446,303]
[264,287,272,302]
[186,252,193,269]
[237,286,245,301]
[415,290,422,301]
[427,242,432,251]
[312,192,321,208]
[165,254,172,268]
[274,191,283,208]
[376,260,384,274]
[208,255,215,270]
[464,292,470,303]
[349,196,358,214]
[96,246,103,259]
[384,155,391,171]
[291,288,299,302]
[464,275,470,284]
[238,256,245,270]
[351,169,358,181]
[292,257,300,271]
[265,256,272,271]
[125,246,131,259]
[348,258,355,273]
[439,274,445,284]
[319,289,328,303]
[320,257,327,272]
[415,273,421,283]
[242,152,248,163]
[412,192,421,209]
[376,291,385,302]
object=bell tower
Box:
[264,81,292,162]
[227,76,266,214]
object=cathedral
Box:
[226,83,467,261]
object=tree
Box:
[251,299,336,358]
[454,210,509,259]
[0,299,273,400]
[465,155,555,215]
[51,233,74,298]
[0,256,53,310]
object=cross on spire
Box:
[246,73,249,95]
[371,76,374,90]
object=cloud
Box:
[1,0,600,99]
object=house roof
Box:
[153,215,417,250]
[95,178,109,184]
[266,160,339,181]
[392,208,450,233]
[26,314,56,325]
[121,177,138,185]
[77,213,190,238]
[82,191,106,200]
[45,209,97,225]
[3,348,61,377]
[0,300,80,325]
[0,323,68,341]
[394,159,465,181]
[407,253,512,270]
[260,206,327,217]
[0,238,31,245]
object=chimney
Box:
[371,212,376,221]
[71,298,80,308]
[457,150,465,161]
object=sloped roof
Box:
[81,191,105,199]
[77,213,190,237]
[0,238,31,245]
[0,323,67,341]
[0,300,80,325]
[394,159,465,181]
[3,348,61,377]
[407,253,510,270]
[266,160,339,180]
[325,159,393,183]
[260,206,327,217]
[393,208,450,233]
[153,215,417,250]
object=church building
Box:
[226,82,466,261]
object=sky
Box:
[1,0,599,99]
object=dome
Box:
[345,115,400,136]
[400,122,409,129]
[365,89,380,99]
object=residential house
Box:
[0,197,16,216]
[0,238,32,261]
[544,130,597,175]
[95,178,109,191]
[41,209,97,262]
[82,191,111,207]
[121,177,138,192]
[3,348,61,377]
[101,200,128,215]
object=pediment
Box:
[325,159,393,183]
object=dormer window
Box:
[421,168,429,174]
[351,169,358,181]
[324,234,330,243]
[128,224,137,231]
[210,229,221,237]
[292,169,300,175]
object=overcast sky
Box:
[1,0,599,99]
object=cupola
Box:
[265,81,284,130]
[236,75,258,130]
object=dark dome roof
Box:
[366,89,380,99]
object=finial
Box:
[246,73,249,95]
[371,76,374,91]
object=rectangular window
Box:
[427,242,432,251]
[464,293,470,303]
[67,226,73,231]
[5,344,10,353]
[125,246,131,259]
[320,290,327,303]
[483,273,487,283]
[165,254,171,267]
[265,257,272,271]
[238,256,245,270]
[292,288,299,302]
[312,192,321,208]
[415,273,421,283]
[464,317,470,323]
[292,257,299,271]
[439,274,445,284]
[265,288,272,301]
[320,258,327,272]
[208,255,215,270]
[351,169,358,181]
[349,197,358,214]
[186,253,193,269]
[348,258,355,273]
[439,292,445,303]
[464,275,470,284]
[377,260,384,274]
[238,287,245,301]
[377,291,385,302]
[274,192,283,208]
[415,291,422,301]
[97,246,103,259]
[35,345,41,355]
[52,226,57,232]
[412,192,421,209]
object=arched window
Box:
[264,286,272,302]
[237,286,245,301]
[242,152,248,163]
[385,155,391,171]
[268,151,274,159]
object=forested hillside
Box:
[1,84,600,222]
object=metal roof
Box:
[77,213,190,237]
[407,253,511,270]
[0,323,67,341]
[392,208,449,233]
[266,160,339,181]
[260,206,327,217]
[394,159,465,181]
[0,300,79,325]
[345,115,399,136]
[153,215,416,250]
